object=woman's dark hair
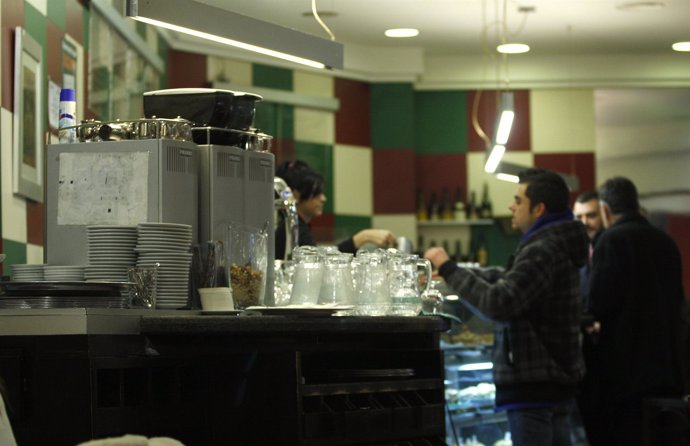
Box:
[275,160,325,200]
[598,176,639,214]
[518,168,570,214]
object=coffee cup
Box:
[198,287,234,311]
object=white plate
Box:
[138,222,192,230]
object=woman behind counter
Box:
[274,160,396,259]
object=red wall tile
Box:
[46,21,62,87]
[335,78,371,147]
[66,0,84,45]
[467,89,530,153]
[310,212,335,244]
[534,153,595,203]
[415,153,468,209]
[167,50,208,88]
[666,214,690,299]
[26,201,44,246]
[373,149,416,214]
[271,138,295,169]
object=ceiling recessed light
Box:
[616,1,666,11]
[497,43,530,54]
[385,28,419,38]
[672,41,690,52]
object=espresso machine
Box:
[144,88,276,304]
[46,120,199,266]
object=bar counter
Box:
[0,309,449,446]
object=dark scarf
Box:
[520,209,574,245]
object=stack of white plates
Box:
[10,264,45,282]
[43,265,86,282]
[85,225,137,282]
[135,222,193,309]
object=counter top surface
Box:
[0,308,449,336]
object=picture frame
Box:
[13,27,44,202]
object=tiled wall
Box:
[0,0,89,272]
[0,3,687,285]
[185,54,598,266]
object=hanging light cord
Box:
[312,0,335,41]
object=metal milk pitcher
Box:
[387,251,432,316]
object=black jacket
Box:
[588,213,686,402]
[274,216,356,259]
[440,218,589,406]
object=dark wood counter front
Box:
[0,313,449,446]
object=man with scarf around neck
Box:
[587,177,685,446]
[425,168,589,446]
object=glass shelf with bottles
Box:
[417,219,494,228]
[417,183,494,227]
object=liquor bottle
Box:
[416,189,428,221]
[480,182,493,218]
[428,192,439,221]
[441,187,454,220]
[442,240,450,255]
[477,236,489,266]
[453,186,466,221]
[453,240,463,262]
[468,190,479,221]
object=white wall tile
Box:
[372,214,417,244]
[1,108,27,243]
[26,0,47,15]
[26,243,43,264]
[531,89,595,153]
[467,151,533,217]
[207,57,252,86]
[294,108,334,144]
[294,71,333,98]
[333,144,372,215]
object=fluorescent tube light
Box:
[672,41,690,52]
[484,145,505,173]
[497,43,530,54]
[496,173,520,183]
[126,0,343,70]
[385,28,420,38]
[495,92,515,145]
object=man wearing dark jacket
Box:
[588,176,685,446]
[425,168,588,446]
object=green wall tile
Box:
[252,64,292,91]
[255,103,294,140]
[24,2,47,47]
[82,6,90,51]
[334,215,372,245]
[371,83,414,149]
[470,224,520,267]
[294,141,333,214]
[158,33,168,87]
[415,90,468,155]
[3,239,27,269]
[136,21,147,39]
[47,0,66,31]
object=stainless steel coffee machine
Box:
[46,123,199,266]
[144,88,276,304]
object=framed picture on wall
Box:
[13,27,44,202]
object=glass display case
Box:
[442,318,511,446]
